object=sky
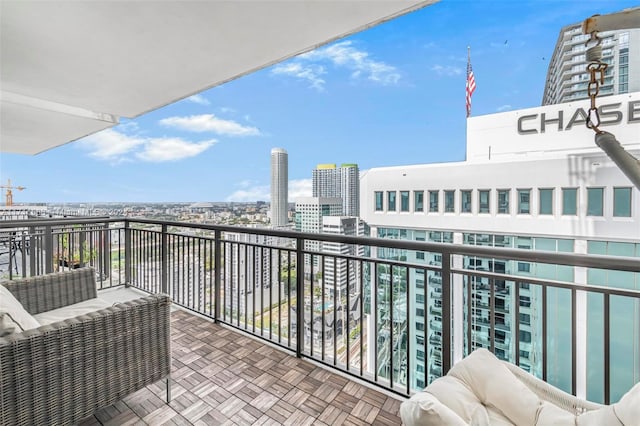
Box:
[1,0,637,203]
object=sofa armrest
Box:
[0,294,171,426]
[2,267,97,314]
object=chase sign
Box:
[517,100,640,134]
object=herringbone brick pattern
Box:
[78,309,403,425]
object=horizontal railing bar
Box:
[2,217,639,273]
[453,268,640,299]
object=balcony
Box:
[2,217,640,409]
[76,308,401,425]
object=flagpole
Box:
[465,46,475,119]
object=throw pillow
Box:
[0,284,40,331]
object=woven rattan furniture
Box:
[0,268,171,426]
[400,348,639,425]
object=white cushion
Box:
[485,407,516,426]
[576,405,622,426]
[613,382,640,425]
[426,375,486,422]
[0,284,40,332]
[447,349,541,425]
[536,401,577,425]
[400,391,467,426]
[34,297,112,325]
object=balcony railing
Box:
[1,217,640,404]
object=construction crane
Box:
[0,179,26,206]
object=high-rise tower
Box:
[542,18,639,105]
[270,148,288,227]
[312,163,360,217]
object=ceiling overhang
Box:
[1,0,438,154]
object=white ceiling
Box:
[1,0,437,154]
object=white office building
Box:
[270,148,289,228]
[321,216,365,299]
[542,18,639,105]
[361,92,640,400]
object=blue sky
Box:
[1,0,637,203]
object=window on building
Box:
[478,190,490,214]
[444,190,455,213]
[519,330,532,343]
[414,191,424,212]
[497,189,510,214]
[613,187,632,217]
[562,188,577,215]
[519,313,530,326]
[461,190,472,213]
[416,251,425,260]
[400,191,410,212]
[387,191,396,211]
[374,191,383,211]
[517,262,531,273]
[518,189,530,214]
[539,188,553,215]
[587,187,604,216]
[429,190,439,212]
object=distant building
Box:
[321,216,365,299]
[542,17,639,105]
[270,148,288,227]
[362,91,640,397]
[312,163,360,216]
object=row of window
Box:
[374,187,633,217]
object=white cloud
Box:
[159,114,260,136]
[78,128,146,162]
[271,63,326,91]
[77,128,215,163]
[136,138,215,162]
[186,94,211,106]
[220,107,236,114]
[496,104,513,112]
[225,178,312,202]
[288,179,312,201]
[226,184,269,202]
[300,41,400,85]
[431,64,463,76]
[272,40,400,89]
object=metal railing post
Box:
[161,224,168,294]
[441,252,452,375]
[28,226,36,276]
[296,237,304,358]
[124,221,131,287]
[79,227,86,266]
[214,230,222,323]
[101,225,110,279]
[44,225,53,274]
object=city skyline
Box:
[1,1,637,203]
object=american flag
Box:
[466,50,476,117]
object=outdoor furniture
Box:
[0,267,171,426]
[400,348,640,425]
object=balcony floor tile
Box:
[79,309,403,425]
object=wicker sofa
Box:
[0,268,171,426]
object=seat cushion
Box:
[34,297,113,325]
[0,283,40,332]
[400,391,467,426]
[447,349,541,425]
[536,401,578,425]
[426,375,488,422]
[613,382,640,425]
[576,405,623,426]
